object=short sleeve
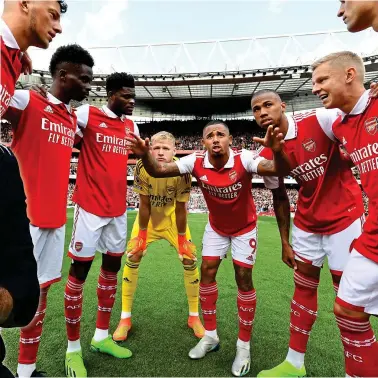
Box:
[240,149,264,173]
[9,90,30,110]
[316,108,339,142]
[132,121,140,137]
[176,174,192,202]
[175,153,196,174]
[133,160,149,195]
[75,104,90,129]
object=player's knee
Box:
[182,258,196,270]
[334,301,369,320]
[234,266,253,291]
[201,259,220,283]
[296,260,321,279]
[0,288,14,325]
[102,254,122,273]
[70,260,92,281]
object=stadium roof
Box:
[18,29,378,116]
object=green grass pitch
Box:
[3,210,377,377]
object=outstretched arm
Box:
[253,126,291,176]
[126,132,181,177]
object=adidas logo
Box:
[123,277,131,283]
[99,122,108,128]
[199,175,208,182]
[342,136,347,145]
[190,279,199,285]
[44,105,53,113]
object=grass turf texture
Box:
[3,209,377,377]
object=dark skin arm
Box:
[271,178,297,270]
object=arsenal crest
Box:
[302,138,316,152]
[75,242,83,252]
[229,170,237,182]
[364,117,378,135]
[125,127,131,135]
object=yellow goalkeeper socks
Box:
[121,258,140,314]
[183,262,200,315]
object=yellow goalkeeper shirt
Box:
[133,159,192,231]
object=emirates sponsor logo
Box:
[302,138,316,152]
[364,117,378,135]
[41,118,75,147]
[290,153,328,182]
[75,241,83,252]
[201,181,242,200]
[349,142,378,176]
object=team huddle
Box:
[1,0,378,377]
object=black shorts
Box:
[0,145,39,328]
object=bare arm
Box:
[271,179,297,270]
[271,178,290,246]
[256,150,291,177]
[141,150,181,178]
[138,194,151,229]
[175,201,188,234]
[253,126,291,176]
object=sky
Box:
[2,0,377,74]
[51,0,346,47]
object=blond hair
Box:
[151,131,176,145]
[311,51,365,83]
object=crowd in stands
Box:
[0,120,12,144]
[138,120,266,151]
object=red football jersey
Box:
[176,149,263,236]
[1,20,22,117]
[73,104,139,217]
[7,90,77,228]
[259,109,364,234]
[332,91,378,263]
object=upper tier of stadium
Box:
[18,29,378,117]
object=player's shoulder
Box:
[315,107,340,124]
[292,109,318,125]
[134,159,146,176]
[195,150,206,159]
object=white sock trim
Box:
[286,347,305,369]
[17,363,36,378]
[93,328,109,342]
[237,338,250,350]
[189,312,199,317]
[205,329,218,340]
[121,312,131,319]
[67,339,82,353]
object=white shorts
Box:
[202,222,257,268]
[292,217,363,275]
[68,205,127,261]
[337,249,378,315]
[30,224,65,288]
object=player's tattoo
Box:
[259,159,274,171]
[141,150,181,178]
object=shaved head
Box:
[252,89,282,103]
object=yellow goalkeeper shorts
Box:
[130,218,192,252]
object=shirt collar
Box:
[284,115,297,140]
[1,19,20,49]
[340,89,371,119]
[47,92,72,113]
[204,148,235,169]
[101,105,119,119]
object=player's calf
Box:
[334,303,378,377]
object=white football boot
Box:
[188,335,220,359]
[231,344,251,377]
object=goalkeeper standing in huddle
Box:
[113,131,205,341]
